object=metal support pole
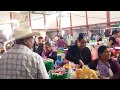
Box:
[9,11,13,31]
[106,11,110,37]
[56,16,59,36]
[85,11,89,36]
[70,13,73,36]
[44,14,46,36]
[29,13,31,27]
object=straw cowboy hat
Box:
[13,25,40,40]
[5,25,40,45]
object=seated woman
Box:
[41,41,57,63]
[89,45,120,79]
[65,34,92,66]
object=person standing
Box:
[65,34,92,66]
[57,36,67,51]
[0,26,49,79]
[36,36,44,56]
[108,30,120,48]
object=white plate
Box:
[115,47,120,50]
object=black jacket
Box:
[36,43,44,56]
[65,45,92,65]
[45,50,57,62]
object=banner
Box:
[11,12,30,27]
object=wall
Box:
[0,11,10,30]
[61,13,70,28]
[110,11,120,22]
[32,29,46,39]
[73,29,88,41]
[46,14,58,29]
[11,12,30,27]
[87,11,106,25]
[31,14,44,29]
[71,11,86,26]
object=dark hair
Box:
[15,36,33,45]
[44,41,51,47]
[38,36,43,39]
[15,38,25,45]
[98,45,109,54]
[112,30,119,35]
[77,34,84,41]
[60,36,63,39]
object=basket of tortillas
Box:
[75,65,99,79]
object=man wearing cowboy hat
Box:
[0,25,49,79]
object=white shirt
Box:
[0,44,49,79]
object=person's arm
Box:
[36,55,49,79]
[108,40,113,47]
[65,46,79,64]
[47,51,57,61]
[84,47,92,65]
[110,59,120,79]
[108,37,116,47]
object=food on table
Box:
[49,68,68,79]
[75,65,99,79]
[57,50,64,54]
[63,63,69,69]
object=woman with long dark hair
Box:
[65,34,92,66]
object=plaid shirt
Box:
[0,44,49,79]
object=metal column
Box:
[70,13,73,36]
[85,11,89,36]
[29,12,31,27]
[9,12,13,31]
[106,11,110,37]
[56,16,59,36]
[44,14,46,36]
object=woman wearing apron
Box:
[41,41,57,63]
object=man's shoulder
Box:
[31,52,42,59]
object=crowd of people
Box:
[1,25,120,79]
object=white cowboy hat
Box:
[13,25,40,40]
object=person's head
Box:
[60,36,63,39]
[76,34,87,49]
[38,36,43,43]
[15,36,34,49]
[98,45,111,61]
[91,34,94,36]
[13,25,40,49]
[112,30,119,37]
[43,41,52,52]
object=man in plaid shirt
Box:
[0,26,49,79]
